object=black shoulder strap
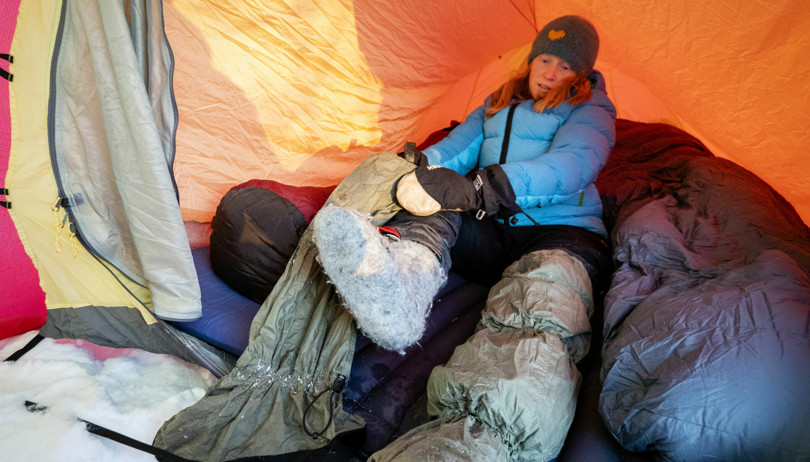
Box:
[498,104,518,165]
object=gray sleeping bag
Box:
[596,120,810,461]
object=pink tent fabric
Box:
[0,0,46,339]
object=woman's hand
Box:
[396,164,521,219]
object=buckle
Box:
[475,209,486,220]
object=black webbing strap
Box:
[498,104,518,165]
[0,53,12,82]
[79,417,196,462]
[24,400,196,462]
[3,334,44,362]
[10,336,195,461]
[1,187,9,209]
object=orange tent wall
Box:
[166,0,810,234]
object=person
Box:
[311,14,616,353]
[309,14,616,460]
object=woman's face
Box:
[529,54,576,100]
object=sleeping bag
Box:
[154,153,413,461]
[209,180,332,303]
[596,120,810,461]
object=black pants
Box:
[387,210,613,294]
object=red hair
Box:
[486,63,593,117]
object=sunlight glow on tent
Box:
[167,0,386,211]
[165,0,809,227]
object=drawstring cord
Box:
[520,209,540,226]
[503,204,540,227]
[52,197,79,258]
[52,198,65,252]
[67,221,80,257]
[302,374,347,440]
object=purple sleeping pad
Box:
[344,272,489,455]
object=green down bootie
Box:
[311,204,446,352]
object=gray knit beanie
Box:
[528,15,599,73]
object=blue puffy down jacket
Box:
[423,70,617,236]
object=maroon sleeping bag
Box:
[209,179,333,303]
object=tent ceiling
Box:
[166,0,810,225]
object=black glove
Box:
[396,163,520,219]
[470,165,522,219]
